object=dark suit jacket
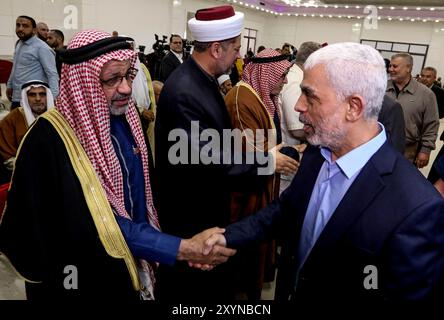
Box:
[379,95,405,154]
[225,143,444,302]
[431,84,444,119]
[160,51,181,82]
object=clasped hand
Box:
[177,227,234,271]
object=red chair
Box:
[0,60,13,84]
[0,182,9,220]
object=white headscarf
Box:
[20,80,54,126]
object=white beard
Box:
[109,104,128,116]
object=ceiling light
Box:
[390,6,395,10]
[334,5,338,9]
[403,7,408,10]
[345,5,349,9]
[416,7,421,10]
[431,8,435,11]
[378,6,383,10]
[355,6,360,9]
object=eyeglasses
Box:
[100,67,138,88]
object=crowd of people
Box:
[0,4,444,302]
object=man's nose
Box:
[118,77,132,94]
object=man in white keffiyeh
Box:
[0,80,54,175]
[0,30,235,301]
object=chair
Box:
[0,182,9,220]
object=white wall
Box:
[257,14,444,78]
[1,0,443,76]
[0,0,81,57]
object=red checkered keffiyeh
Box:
[56,30,159,295]
[242,48,292,118]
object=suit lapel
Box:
[304,143,395,263]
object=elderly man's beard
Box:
[109,93,130,116]
[109,104,128,116]
[299,112,347,150]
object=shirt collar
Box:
[190,56,217,83]
[171,50,183,60]
[320,123,387,179]
[22,35,37,45]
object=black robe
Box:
[0,118,139,300]
[154,57,260,301]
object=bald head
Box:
[36,22,49,41]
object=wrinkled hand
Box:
[273,143,299,175]
[415,152,430,169]
[177,227,236,271]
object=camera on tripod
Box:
[153,34,170,53]
[146,34,170,80]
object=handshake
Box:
[176,227,234,271]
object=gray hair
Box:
[295,41,321,64]
[304,42,387,120]
[422,66,437,78]
[391,52,413,67]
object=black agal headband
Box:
[249,54,289,64]
[58,36,134,65]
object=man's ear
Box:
[209,42,223,59]
[346,95,365,122]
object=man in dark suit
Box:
[419,66,444,119]
[378,94,405,154]
[202,42,444,302]
[421,67,444,183]
[160,34,183,82]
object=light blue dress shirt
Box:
[297,124,387,271]
[7,36,59,102]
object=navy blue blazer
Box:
[225,142,444,301]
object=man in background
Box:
[160,34,183,82]
[46,29,66,77]
[386,53,439,168]
[0,80,54,178]
[36,22,49,42]
[7,16,58,109]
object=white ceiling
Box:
[220,0,444,21]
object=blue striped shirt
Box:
[7,36,59,102]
